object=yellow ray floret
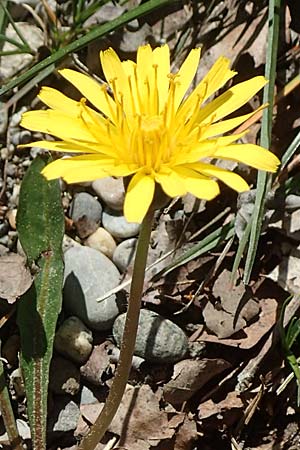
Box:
[20,44,280,223]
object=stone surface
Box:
[54,316,93,364]
[69,192,102,238]
[113,238,137,272]
[113,310,188,363]
[63,246,122,331]
[48,397,80,433]
[92,177,125,211]
[85,227,116,259]
[102,208,140,239]
[49,356,80,396]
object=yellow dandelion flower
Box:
[20,44,279,223]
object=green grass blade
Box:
[16,156,64,450]
[243,0,281,284]
[152,220,234,280]
[281,129,300,169]
[0,0,177,97]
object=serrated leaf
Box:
[17,156,64,450]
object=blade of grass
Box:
[0,2,32,52]
[281,129,300,169]
[0,0,178,97]
[152,220,235,280]
[243,0,281,284]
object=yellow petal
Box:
[100,48,133,116]
[124,171,155,223]
[152,44,170,112]
[213,144,280,172]
[155,169,187,197]
[174,166,220,199]
[19,140,99,153]
[174,48,201,110]
[59,68,116,121]
[178,56,236,121]
[42,155,114,181]
[38,86,80,115]
[21,110,99,143]
[188,162,249,192]
[198,76,267,124]
[201,104,266,138]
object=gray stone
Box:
[70,192,102,224]
[113,238,137,272]
[113,310,188,363]
[54,316,93,364]
[48,398,80,433]
[92,177,125,211]
[102,208,140,239]
[63,246,122,331]
[49,356,80,396]
[80,386,98,405]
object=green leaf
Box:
[17,156,64,450]
[242,0,281,283]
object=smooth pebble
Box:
[113,238,137,272]
[92,177,125,211]
[85,227,116,259]
[63,246,122,331]
[70,192,102,224]
[113,309,188,363]
[102,208,140,239]
[54,316,93,364]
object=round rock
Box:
[63,246,121,331]
[92,177,125,211]
[69,192,102,223]
[102,208,140,239]
[113,238,137,272]
[113,309,188,363]
[85,227,116,259]
[54,316,93,364]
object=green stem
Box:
[78,209,154,450]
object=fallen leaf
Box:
[163,358,231,405]
[0,253,32,303]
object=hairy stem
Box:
[78,208,154,450]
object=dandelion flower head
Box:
[21,44,279,222]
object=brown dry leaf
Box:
[163,358,231,405]
[202,269,260,339]
[81,384,176,450]
[199,279,279,349]
[0,253,32,303]
[199,391,245,426]
[174,414,198,450]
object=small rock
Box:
[113,310,188,363]
[113,238,137,272]
[85,227,116,259]
[102,208,140,239]
[48,397,80,433]
[92,177,125,211]
[54,316,93,364]
[10,368,25,397]
[80,386,98,405]
[63,246,122,330]
[49,356,80,396]
[70,192,102,238]
[6,209,17,229]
